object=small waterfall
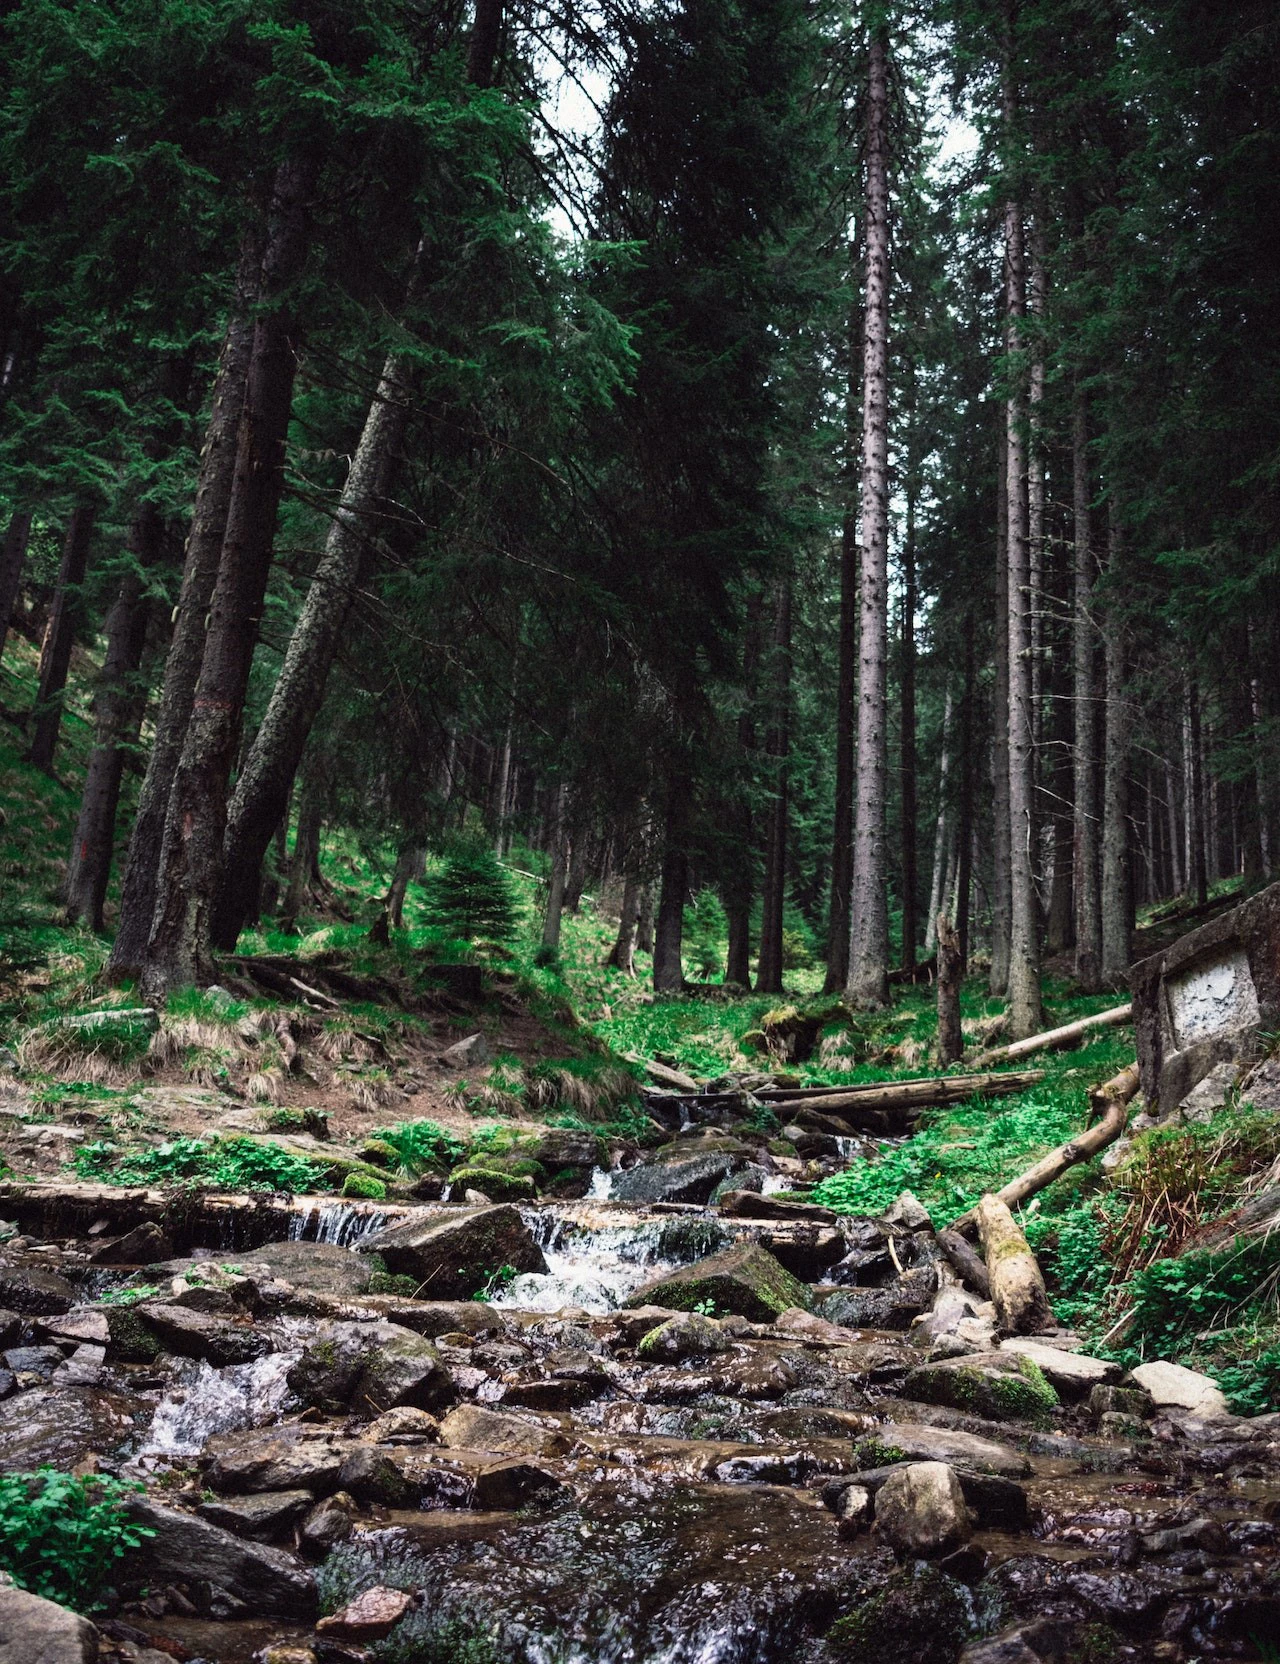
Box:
[834,1136,862,1161]
[760,1173,791,1195]
[499,1206,677,1314]
[137,1349,301,1460]
[287,1201,388,1247]
[587,1167,614,1200]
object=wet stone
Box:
[136,1303,268,1367]
[0,1582,98,1663]
[815,1267,937,1332]
[0,1265,75,1315]
[196,1488,313,1540]
[625,1242,811,1323]
[0,1385,140,1471]
[287,1320,456,1418]
[437,1404,570,1457]
[316,1583,413,1641]
[124,1498,317,1620]
[300,1489,358,1554]
[203,1426,354,1495]
[874,1462,972,1558]
[358,1205,547,1300]
[612,1149,747,1206]
[636,1312,734,1362]
[902,1352,1059,1422]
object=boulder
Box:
[437,1404,570,1458]
[196,1489,313,1540]
[124,1499,316,1619]
[0,1266,75,1316]
[203,1426,354,1495]
[612,1150,746,1205]
[874,1461,971,1557]
[300,1490,357,1553]
[340,1444,562,1511]
[1087,1383,1154,1421]
[354,1298,508,1339]
[88,1222,172,1266]
[0,1387,138,1471]
[815,1267,937,1332]
[287,1321,456,1417]
[903,1352,1060,1422]
[997,1339,1120,1400]
[35,1311,110,1348]
[441,1032,490,1067]
[636,1312,734,1363]
[1127,1360,1231,1418]
[135,1303,267,1366]
[153,1241,373,1299]
[1175,1060,1237,1123]
[447,1166,536,1203]
[525,1129,607,1175]
[359,1205,547,1299]
[366,1406,440,1442]
[709,1165,769,1202]
[624,1243,810,1323]
[0,1582,98,1662]
[882,1191,933,1231]
[316,1585,413,1642]
[857,1421,1031,1479]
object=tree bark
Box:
[606,870,640,975]
[846,30,891,1010]
[956,622,976,966]
[900,504,918,975]
[1185,679,1207,905]
[636,882,655,957]
[756,573,792,995]
[383,842,425,933]
[109,226,263,979]
[990,433,1012,996]
[1005,183,1043,1039]
[280,778,323,933]
[824,514,857,993]
[977,1192,1053,1334]
[971,1001,1132,1067]
[140,156,316,996]
[653,779,690,994]
[935,914,963,1065]
[924,690,953,955]
[761,1068,1045,1120]
[64,508,162,930]
[0,510,31,671]
[28,504,95,773]
[541,783,570,953]
[1100,502,1131,983]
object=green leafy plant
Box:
[473,1263,520,1302]
[73,1135,323,1193]
[97,1283,159,1307]
[371,1119,466,1175]
[0,1468,153,1610]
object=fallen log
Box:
[969,1003,1132,1068]
[952,1059,1141,1236]
[937,1227,991,1300]
[762,1069,1045,1121]
[977,1192,1053,1333]
[629,1054,701,1093]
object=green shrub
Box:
[0,1468,153,1610]
[371,1119,465,1174]
[422,843,518,944]
[342,1172,387,1200]
[73,1135,323,1193]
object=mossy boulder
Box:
[447,1165,537,1203]
[358,1203,547,1299]
[826,1561,972,1664]
[624,1241,810,1322]
[636,1311,734,1362]
[902,1351,1059,1423]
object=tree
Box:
[423,842,518,944]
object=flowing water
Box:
[136,1348,302,1461]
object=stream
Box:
[1,1173,1278,1664]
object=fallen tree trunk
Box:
[952,1059,1141,1236]
[763,1069,1045,1120]
[937,1227,991,1300]
[969,1003,1132,1068]
[977,1192,1053,1333]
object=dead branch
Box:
[970,1003,1132,1068]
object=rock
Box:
[636,1312,734,1362]
[1128,1359,1231,1417]
[287,1321,456,1417]
[204,1426,353,1495]
[316,1585,412,1642]
[874,1462,971,1557]
[0,1312,21,1348]
[359,1205,547,1299]
[88,1222,172,1265]
[882,1191,933,1231]
[52,1344,106,1388]
[441,1032,490,1067]
[1175,1059,1237,1123]
[464,1188,492,1205]
[1241,1056,1280,1113]
[125,1499,317,1619]
[437,1404,569,1457]
[4,1344,64,1383]
[1087,1383,1154,1420]
[958,1627,1049,1664]
[0,1387,138,1471]
[0,1583,98,1662]
[716,1192,838,1223]
[834,1482,874,1532]
[525,1129,606,1174]
[0,1266,75,1316]
[624,1242,810,1323]
[612,1150,746,1205]
[772,1307,859,1344]
[902,1352,1059,1422]
[856,1421,1031,1478]
[409,1171,446,1201]
[997,1339,1120,1399]
[153,1241,373,1299]
[197,1489,313,1540]
[300,1490,357,1553]
[355,1298,509,1339]
[340,1444,563,1511]
[35,1311,110,1348]
[136,1303,267,1366]
[366,1406,440,1442]
[447,1165,536,1203]
[815,1268,937,1332]
[709,1165,769,1202]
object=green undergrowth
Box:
[0,1467,152,1611]
[72,1134,356,1193]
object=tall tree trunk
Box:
[376,841,424,937]
[64,510,162,929]
[28,504,95,773]
[1005,180,1042,1039]
[541,783,570,953]
[936,914,964,1065]
[990,434,1012,996]
[756,573,792,995]
[109,227,263,978]
[493,716,513,857]
[652,781,689,995]
[1027,221,1047,774]
[280,778,323,933]
[1070,392,1101,987]
[1045,683,1075,954]
[924,690,954,955]
[140,156,315,996]
[846,29,891,1010]
[1101,503,1131,983]
[0,510,31,670]
[606,871,640,975]
[564,831,590,915]
[1165,753,1184,897]
[955,622,976,968]
[636,882,655,957]
[900,502,918,974]
[1185,679,1208,905]
[727,591,764,990]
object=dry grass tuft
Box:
[246,1068,287,1105]
[348,1072,397,1114]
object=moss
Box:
[854,1437,908,1468]
[105,1306,162,1362]
[767,1139,797,1158]
[447,1165,536,1202]
[343,1172,388,1199]
[360,1138,400,1168]
[368,1271,420,1297]
[827,1565,972,1664]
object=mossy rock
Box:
[624,1241,809,1322]
[826,1563,972,1664]
[342,1172,387,1200]
[368,1270,420,1297]
[902,1352,1059,1423]
[103,1305,162,1363]
[448,1165,537,1202]
[360,1138,401,1168]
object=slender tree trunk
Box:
[1045,687,1075,954]
[64,509,163,929]
[956,622,976,967]
[606,871,640,975]
[900,506,918,975]
[936,914,964,1065]
[140,156,315,996]
[493,717,513,858]
[0,510,32,670]
[109,228,263,979]
[541,783,570,953]
[1185,679,1207,904]
[846,30,891,1010]
[990,435,1012,996]
[564,832,590,915]
[280,779,323,932]
[924,691,954,954]
[1165,753,1184,896]
[1027,221,1046,775]
[1070,391,1101,988]
[636,883,655,957]
[28,504,95,773]
[386,842,425,931]
[653,782,689,995]
[727,591,764,990]
[1005,179,1042,1039]
[1101,503,1131,982]
[824,512,857,993]
[756,573,792,995]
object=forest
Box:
[2,1,1280,1661]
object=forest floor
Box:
[2,626,1280,1412]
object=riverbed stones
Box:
[438,1404,570,1457]
[359,1204,547,1298]
[447,1165,536,1203]
[903,1352,1059,1422]
[316,1584,413,1641]
[0,1385,139,1470]
[636,1312,734,1362]
[135,1302,268,1366]
[300,1490,357,1552]
[1128,1359,1231,1417]
[874,1462,971,1557]
[196,1488,313,1540]
[858,1421,1031,1478]
[0,1265,74,1315]
[625,1242,810,1322]
[204,1426,354,1495]
[815,1266,938,1331]
[997,1339,1119,1399]
[125,1498,317,1620]
[612,1147,747,1205]
[717,1192,838,1223]
[287,1320,456,1417]
[0,1582,98,1663]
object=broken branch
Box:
[969,1003,1133,1068]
